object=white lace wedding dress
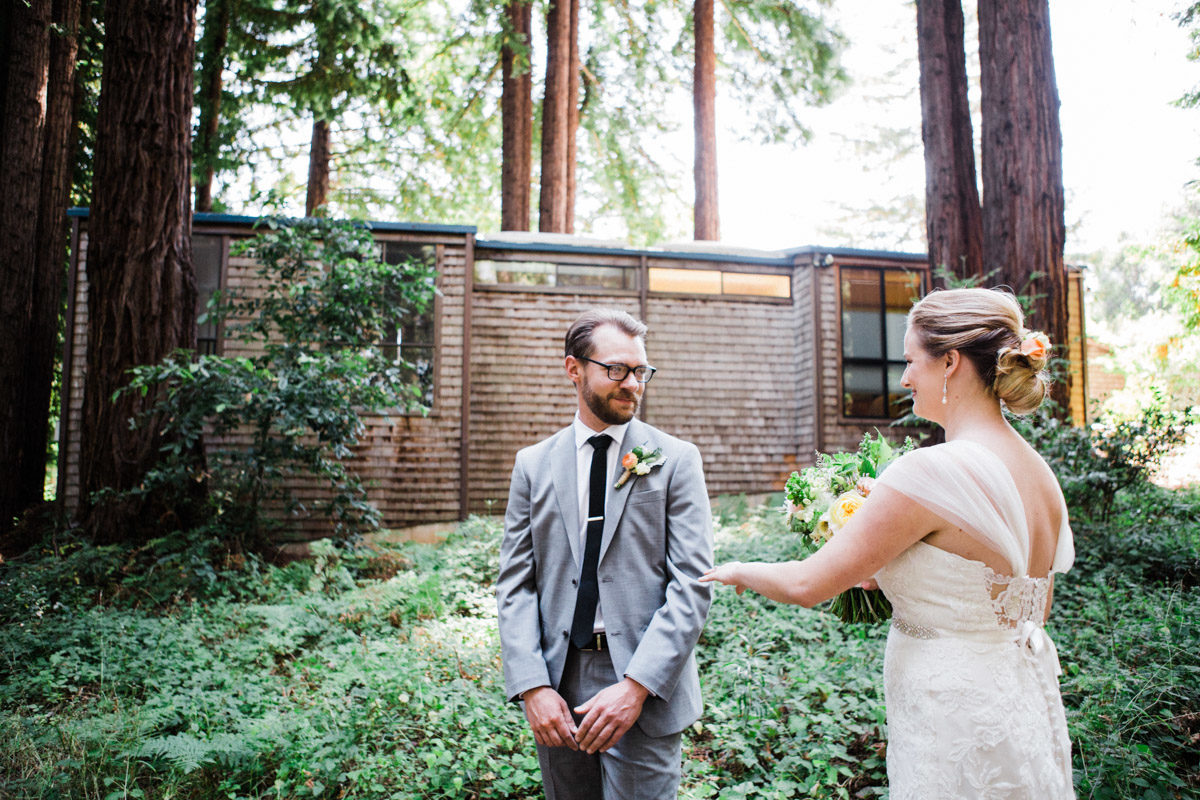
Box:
[874,440,1076,799]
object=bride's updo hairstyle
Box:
[907,288,1050,415]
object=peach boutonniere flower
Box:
[1019,331,1051,360]
[615,444,666,488]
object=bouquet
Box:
[784,431,913,623]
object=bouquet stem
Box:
[829,587,892,624]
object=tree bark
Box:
[917,0,983,282]
[305,118,331,216]
[538,0,570,232]
[194,0,230,212]
[26,0,82,518]
[564,0,580,234]
[80,0,199,542]
[979,0,1069,411]
[0,0,52,533]
[693,0,719,241]
[500,0,532,231]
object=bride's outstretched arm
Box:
[700,485,943,607]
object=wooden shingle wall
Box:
[642,282,809,495]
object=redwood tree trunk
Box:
[27,0,82,517]
[306,118,331,215]
[538,0,570,232]
[0,0,52,533]
[80,0,199,542]
[194,0,229,212]
[693,0,719,241]
[564,0,580,234]
[979,0,1069,411]
[500,0,532,231]
[917,0,983,282]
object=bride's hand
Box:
[700,562,748,595]
[858,577,879,591]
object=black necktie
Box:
[570,433,611,648]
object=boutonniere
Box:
[615,444,666,488]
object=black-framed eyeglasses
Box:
[580,356,657,383]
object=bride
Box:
[702,288,1075,799]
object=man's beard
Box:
[582,375,640,425]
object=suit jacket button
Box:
[562,630,569,638]
[571,579,577,586]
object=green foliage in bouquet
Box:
[784,432,914,624]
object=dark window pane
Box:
[193,234,223,352]
[842,309,883,359]
[843,364,886,417]
[888,363,910,418]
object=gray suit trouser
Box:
[535,647,682,800]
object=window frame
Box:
[836,262,927,423]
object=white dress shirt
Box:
[572,413,631,635]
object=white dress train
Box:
[874,440,1075,799]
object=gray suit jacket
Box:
[496,417,714,738]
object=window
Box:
[474,259,636,290]
[648,266,790,298]
[193,234,224,355]
[840,267,924,419]
[382,241,438,409]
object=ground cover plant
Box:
[1,418,1197,798]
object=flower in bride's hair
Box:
[1018,330,1050,360]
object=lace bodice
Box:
[876,541,1052,636]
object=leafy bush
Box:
[1013,392,1196,521]
[3,401,1199,798]
[117,217,437,552]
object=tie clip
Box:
[586,515,604,522]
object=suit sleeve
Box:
[495,452,552,702]
[621,442,714,700]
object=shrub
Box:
[117,217,438,552]
[1014,391,1196,521]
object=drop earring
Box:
[942,374,949,405]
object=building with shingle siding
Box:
[57,210,1088,540]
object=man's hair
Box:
[564,308,648,360]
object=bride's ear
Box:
[944,349,962,376]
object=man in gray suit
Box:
[496,308,714,799]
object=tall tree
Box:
[79,0,200,542]
[194,0,232,212]
[500,0,533,231]
[693,0,719,240]
[0,0,52,533]
[978,0,1068,407]
[0,0,82,535]
[564,0,581,233]
[538,0,573,232]
[917,0,983,280]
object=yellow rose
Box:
[828,490,867,532]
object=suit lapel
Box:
[550,428,582,568]
[599,418,652,563]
